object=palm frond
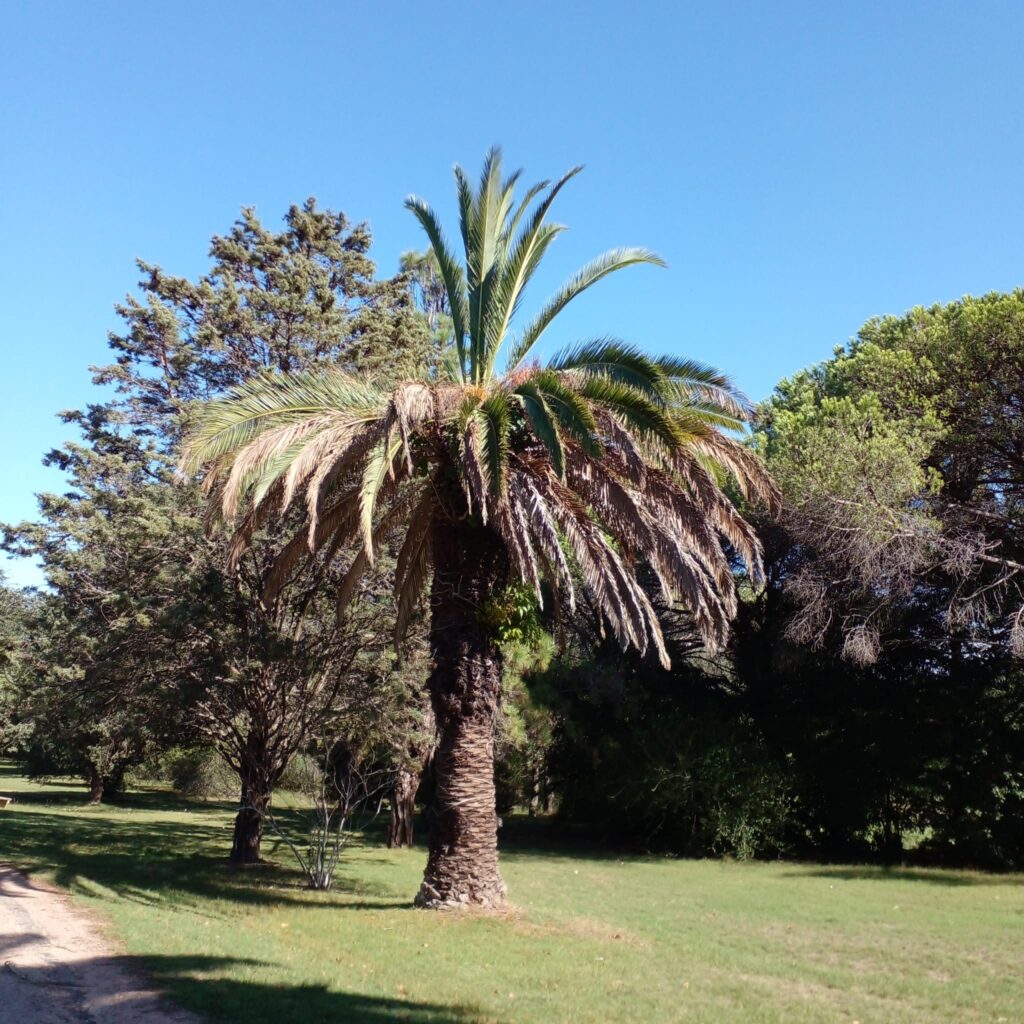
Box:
[483,166,583,376]
[576,376,681,451]
[548,338,667,400]
[512,471,576,613]
[358,436,402,562]
[181,370,389,477]
[478,392,511,499]
[394,485,436,645]
[507,248,666,370]
[405,196,470,378]
[534,370,601,454]
[657,356,751,421]
[513,380,565,479]
[263,487,361,603]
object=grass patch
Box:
[1,761,1022,1023]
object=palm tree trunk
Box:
[416,519,507,908]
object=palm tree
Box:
[181,149,777,908]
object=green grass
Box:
[1,762,1022,1023]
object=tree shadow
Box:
[0,806,410,911]
[784,864,1024,887]
[0,946,486,1024]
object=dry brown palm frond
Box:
[394,485,436,645]
[461,418,490,523]
[280,423,359,512]
[671,449,767,582]
[223,479,287,570]
[335,481,422,622]
[595,410,648,483]
[532,470,660,658]
[688,432,780,511]
[511,471,576,613]
[263,488,362,604]
[303,419,392,543]
[393,381,435,470]
[221,417,335,520]
[564,451,649,557]
[499,489,543,603]
[567,447,735,616]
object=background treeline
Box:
[2,202,1022,870]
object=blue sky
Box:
[2,1,1023,587]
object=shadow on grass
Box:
[0,804,409,912]
[0,946,486,1024]
[785,865,1024,887]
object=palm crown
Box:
[182,148,777,666]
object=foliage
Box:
[181,149,774,904]
[755,291,1024,660]
[163,747,239,801]
[183,148,776,669]
[4,200,428,836]
[545,642,795,859]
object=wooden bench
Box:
[0,796,12,809]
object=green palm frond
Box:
[548,338,668,400]
[657,356,751,421]
[478,392,511,498]
[576,376,682,451]
[513,380,565,479]
[533,370,600,455]
[181,370,388,473]
[404,196,470,378]
[507,248,667,371]
[482,166,583,377]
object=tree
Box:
[7,200,428,854]
[0,575,35,755]
[102,200,430,861]
[738,291,1024,864]
[182,149,777,907]
[755,291,1024,661]
[3,416,200,802]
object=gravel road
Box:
[0,864,199,1024]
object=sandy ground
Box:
[0,864,200,1024]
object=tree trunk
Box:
[86,765,104,806]
[231,782,269,864]
[416,519,508,909]
[387,768,418,848]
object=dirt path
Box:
[0,865,200,1024]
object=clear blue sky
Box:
[2,1,1023,587]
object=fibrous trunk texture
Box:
[416,519,507,909]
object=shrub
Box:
[166,747,237,800]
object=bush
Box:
[277,752,322,794]
[547,656,797,859]
[165,747,238,800]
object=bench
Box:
[0,796,11,809]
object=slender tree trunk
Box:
[416,519,508,909]
[387,768,418,848]
[231,781,270,864]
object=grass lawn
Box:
[0,762,1021,1024]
